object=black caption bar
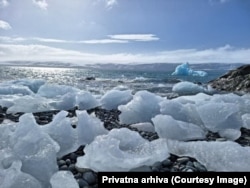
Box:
[98,172,249,188]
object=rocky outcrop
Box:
[209,64,250,92]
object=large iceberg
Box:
[172,62,208,77]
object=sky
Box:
[0,0,250,64]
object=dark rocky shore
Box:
[1,105,250,188]
[209,64,250,93]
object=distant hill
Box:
[87,62,246,72]
[0,61,246,72]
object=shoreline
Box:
[1,105,250,187]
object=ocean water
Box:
[0,65,227,96]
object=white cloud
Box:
[0,36,26,42]
[0,35,158,44]
[0,0,9,7]
[32,0,48,10]
[109,34,159,42]
[32,37,68,43]
[0,20,11,30]
[0,44,249,64]
[79,34,159,44]
[82,39,128,44]
[105,0,117,9]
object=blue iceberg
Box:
[172,62,208,77]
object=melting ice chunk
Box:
[242,113,250,129]
[100,89,132,110]
[76,128,169,172]
[76,91,100,110]
[50,171,79,188]
[172,81,208,95]
[168,140,250,171]
[9,113,59,188]
[130,122,155,133]
[197,102,242,132]
[218,129,241,141]
[152,114,206,141]
[76,110,108,145]
[41,111,79,158]
[0,161,42,188]
[118,90,163,124]
[37,84,80,98]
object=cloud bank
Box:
[0,34,159,44]
[0,44,249,64]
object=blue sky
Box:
[0,0,250,64]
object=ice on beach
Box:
[6,95,55,113]
[242,113,250,129]
[160,99,188,122]
[160,99,203,126]
[0,123,17,150]
[118,90,163,124]
[171,62,208,77]
[10,113,59,188]
[50,171,79,188]
[41,111,79,158]
[76,91,100,110]
[211,93,249,113]
[0,79,45,96]
[218,129,241,141]
[168,140,250,171]
[76,128,169,172]
[0,161,42,188]
[43,110,108,156]
[152,115,206,141]
[197,103,242,132]
[50,92,76,110]
[173,92,212,105]
[76,110,108,145]
[0,80,101,113]
[172,81,208,95]
[130,122,155,133]
[37,84,80,98]
[0,85,34,95]
[9,79,46,93]
[6,92,95,113]
[100,89,132,110]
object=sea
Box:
[0,63,241,97]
